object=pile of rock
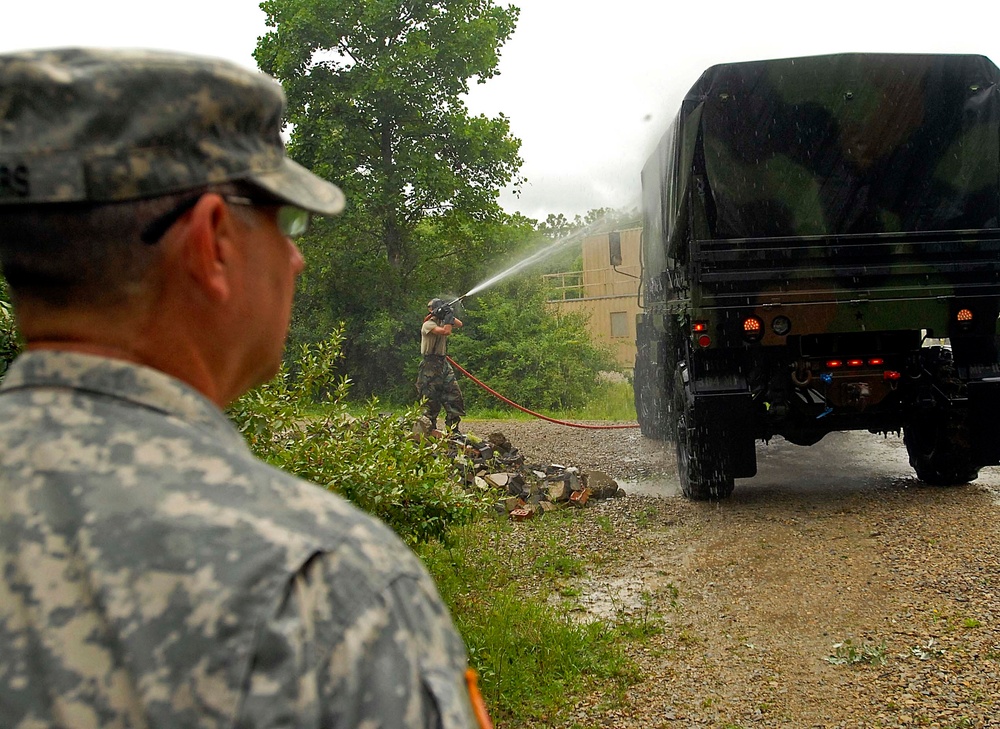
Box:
[444,427,625,520]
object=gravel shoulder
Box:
[465,419,1000,728]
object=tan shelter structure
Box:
[544,227,641,370]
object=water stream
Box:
[450,214,615,304]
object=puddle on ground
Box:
[617,476,681,498]
[551,575,651,622]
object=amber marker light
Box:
[742,316,764,341]
[692,321,708,333]
[957,308,973,323]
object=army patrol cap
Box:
[0,47,345,214]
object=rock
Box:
[547,480,571,502]
[565,466,581,491]
[502,496,524,514]
[584,470,620,499]
[485,472,515,490]
[486,431,512,451]
[411,415,434,439]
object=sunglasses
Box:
[140,193,311,244]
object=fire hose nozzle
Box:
[447,295,467,307]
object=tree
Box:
[255,0,526,398]
[0,279,20,377]
[255,0,523,270]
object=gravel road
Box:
[465,419,1000,728]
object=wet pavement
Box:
[619,430,1000,501]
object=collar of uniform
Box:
[0,350,247,450]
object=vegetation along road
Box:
[467,419,1000,728]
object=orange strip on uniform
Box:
[465,668,494,729]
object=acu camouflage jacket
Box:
[0,350,476,729]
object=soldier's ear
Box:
[179,193,240,302]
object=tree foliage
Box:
[446,278,619,412]
[229,326,481,544]
[0,279,21,377]
[255,0,526,396]
[254,0,523,265]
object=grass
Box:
[466,379,637,422]
[418,512,643,725]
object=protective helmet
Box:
[427,298,444,310]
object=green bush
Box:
[445,278,619,412]
[228,326,481,544]
[0,279,22,376]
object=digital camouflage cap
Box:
[0,47,345,214]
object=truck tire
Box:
[634,319,669,439]
[904,418,979,485]
[904,346,979,485]
[673,368,735,500]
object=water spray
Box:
[439,211,623,309]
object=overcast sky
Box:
[6,0,1000,222]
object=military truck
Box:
[634,52,1000,499]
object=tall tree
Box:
[255,0,526,398]
[255,0,523,271]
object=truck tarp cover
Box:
[650,53,1000,254]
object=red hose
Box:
[446,356,641,430]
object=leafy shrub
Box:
[445,277,619,412]
[228,326,481,544]
[0,279,22,376]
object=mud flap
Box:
[691,381,757,479]
[968,379,1000,466]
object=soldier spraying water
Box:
[417,297,466,433]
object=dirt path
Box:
[466,421,1000,728]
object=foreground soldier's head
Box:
[0,47,345,405]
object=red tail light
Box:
[826,360,843,368]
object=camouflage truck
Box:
[634,52,1000,499]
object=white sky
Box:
[5,0,999,222]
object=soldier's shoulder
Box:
[254,459,427,577]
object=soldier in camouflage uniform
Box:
[417,299,466,433]
[0,48,489,729]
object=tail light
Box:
[742,316,763,342]
[956,308,974,331]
